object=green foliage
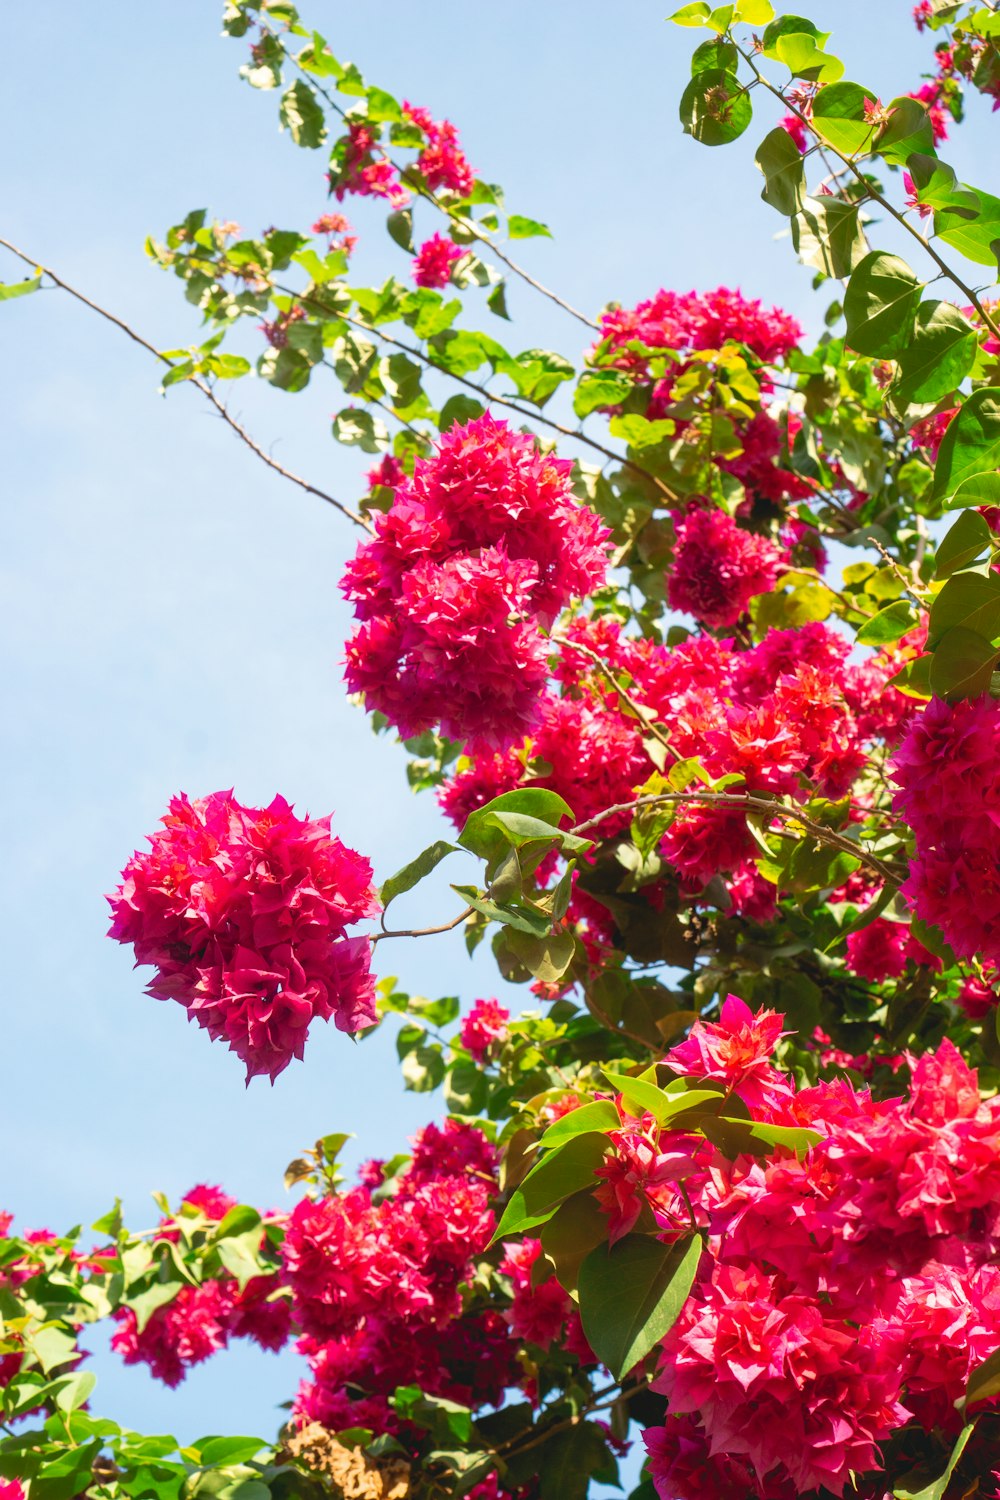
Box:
[578,1234,702,1380]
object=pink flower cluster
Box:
[459,997,511,1061]
[110,1185,292,1387]
[589,996,1000,1497]
[285,1121,520,1433]
[439,616,916,918]
[411,233,464,288]
[311,212,357,256]
[668,506,788,629]
[107,791,380,1081]
[596,287,803,368]
[402,103,476,196]
[590,288,812,513]
[341,415,609,748]
[893,694,1000,966]
[331,123,411,208]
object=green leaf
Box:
[669,2,712,24]
[54,1372,96,1413]
[699,1116,823,1157]
[459,790,575,865]
[843,251,922,359]
[533,1423,613,1500]
[0,276,41,300]
[855,601,916,647]
[950,472,1000,511]
[578,1234,702,1381]
[386,209,413,252]
[690,37,738,73]
[928,625,999,699]
[499,347,575,406]
[400,1040,445,1093]
[811,81,879,156]
[935,510,992,579]
[679,69,753,146]
[574,370,634,418]
[540,1100,620,1149]
[755,127,806,216]
[195,1439,268,1467]
[933,387,1000,503]
[878,98,936,166]
[602,1072,723,1124]
[507,215,552,239]
[936,185,1000,268]
[331,407,388,453]
[891,301,977,411]
[894,1424,975,1500]
[761,14,826,52]
[444,1058,488,1115]
[965,1343,1000,1408]
[487,280,510,320]
[491,1133,610,1240]
[928,569,1000,643]
[214,1205,261,1241]
[504,928,577,983]
[279,81,327,148]
[438,393,485,430]
[774,33,844,82]
[792,197,868,278]
[380,840,458,908]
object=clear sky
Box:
[0,0,991,1475]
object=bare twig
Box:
[0,235,373,534]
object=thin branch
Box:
[371,905,474,944]
[571,790,899,884]
[306,294,678,503]
[0,235,373,534]
[283,46,599,331]
[735,46,1000,343]
[555,634,675,757]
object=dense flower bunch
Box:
[411,233,464,288]
[283,1121,522,1435]
[110,1185,292,1387]
[459,997,511,1060]
[341,415,609,747]
[589,286,814,523]
[892,694,1000,965]
[594,287,803,369]
[107,791,380,1081]
[667,506,788,629]
[584,996,1000,1498]
[401,103,476,195]
[439,614,915,921]
[330,122,411,208]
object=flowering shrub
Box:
[11,0,1000,1496]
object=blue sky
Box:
[0,0,991,1469]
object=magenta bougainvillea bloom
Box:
[892,694,1000,965]
[606,1007,1000,1499]
[459,998,510,1061]
[402,103,476,195]
[341,415,609,748]
[107,791,380,1081]
[668,507,788,629]
[596,286,803,369]
[411,233,464,288]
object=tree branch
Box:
[0,235,373,534]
